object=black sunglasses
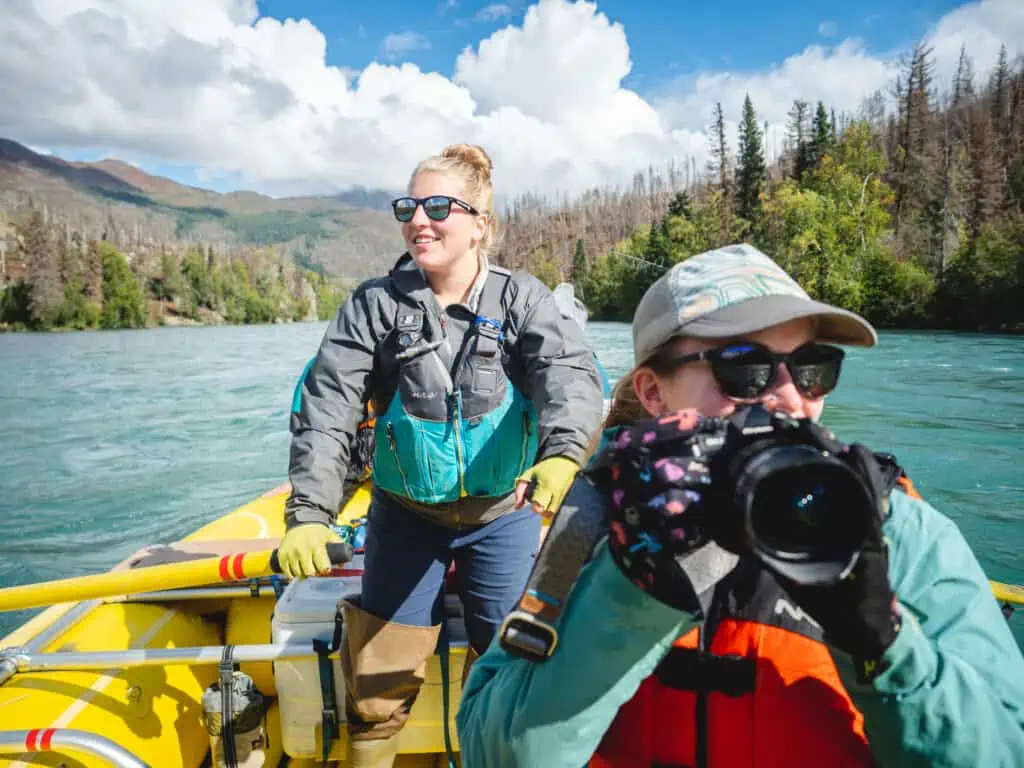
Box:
[652,341,845,400]
[391,195,479,223]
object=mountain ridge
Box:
[0,138,405,279]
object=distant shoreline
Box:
[3,317,1022,336]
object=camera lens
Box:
[749,458,865,555]
[731,443,872,578]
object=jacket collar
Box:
[389,251,491,314]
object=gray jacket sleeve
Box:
[285,283,383,528]
[507,273,604,466]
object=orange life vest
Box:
[588,561,875,768]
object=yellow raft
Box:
[0,483,464,767]
[0,482,1020,768]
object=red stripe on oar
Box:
[218,556,232,581]
[328,567,365,577]
[40,729,55,751]
[24,729,40,751]
[231,553,246,580]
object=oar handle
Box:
[268,542,354,575]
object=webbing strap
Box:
[219,645,238,768]
[311,612,344,767]
[437,620,456,768]
[472,269,511,358]
[269,574,285,599]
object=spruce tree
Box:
[571,238,587,291]
[787,100,811,180]
[736,94,766,222]
[808,101,833,169]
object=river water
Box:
[1,322,1021,645]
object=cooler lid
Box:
[274,574,361,624]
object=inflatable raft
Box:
[0,480,1020,768]
[0,482,470,767]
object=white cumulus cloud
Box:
[0,0,1020,203]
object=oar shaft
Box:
[0,543,353,614]
[0,552,274,613]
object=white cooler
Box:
[271,559,363,760]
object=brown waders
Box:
[339,598,442,767]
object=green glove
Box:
[277,523,342,578]
[515,456,580,516]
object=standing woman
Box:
[279,144,605,766]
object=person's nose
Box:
[409,202,431,227]
[760,363,807,417]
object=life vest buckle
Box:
[474,316,504,357]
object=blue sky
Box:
[257,0,965,94]
[5,0,1017,198]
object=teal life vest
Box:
[370,266,539,504]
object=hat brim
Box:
[675,294,878,348]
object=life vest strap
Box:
[654,647,756,698]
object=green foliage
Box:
[736,94,766,222]
[526,248,562,290]
[0,280,32,328]
[54,280,101,330]
[860,248,934,327]
[1,199,356,331]
[312,273,350,321]
[943,215,1024,330]
[99,243,146,329]
[222,211,326,245]
[571,239,587,288]
[808,101,834,171]
[579,119,931,327]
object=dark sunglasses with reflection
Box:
[391,195,479,223]
[649,340,846,400]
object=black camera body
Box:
[498,404,882,662]
[684,404,877,586]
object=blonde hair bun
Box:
[441,143,493,182]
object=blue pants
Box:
[360,489,541,655]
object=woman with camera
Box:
[279,144,605,766]
[457,244,1024,766]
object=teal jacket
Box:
[457,482,1024,766]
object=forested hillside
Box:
[498,44,1023,332]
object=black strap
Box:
[269,575,285,599]
[472,267,511,358]
[219,645,238,768]
[437,620,456,768]
[312,612,345,767]
[654,647,756,698]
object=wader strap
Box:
[437,619,456,768]
[312,612,344,767]
[219,645,238,768]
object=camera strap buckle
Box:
[498,610,559,661]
